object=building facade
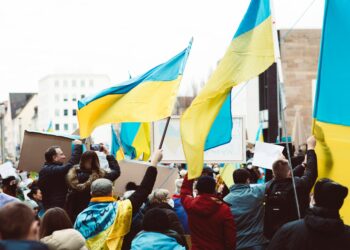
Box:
[38,74,111,134]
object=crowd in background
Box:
[0,136,349,250]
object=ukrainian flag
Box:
[111,125,124,160]
[313,0,350,223]
[181,0,275,179]
[77,40,192,138]
[119,122,151,161]
[74,197,132,250]
[46,121,54,132]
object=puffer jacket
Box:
[38,145,82,210]
[180,175,236,250]
[65,154,120,222]
[268,206,350,250]
[41,229,87,250]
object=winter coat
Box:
[173,194,190,234]
[65,155,121,222]
[0,192,19,208]
[41,229,87,250]
[268,207,350,250]
[131,231,186,250]
[180,175,236,250]
[264,149,318,239]
[38,145,82,210]
[224,184,267,249]
[0,240,48,250]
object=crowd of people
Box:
[0,136,350,250]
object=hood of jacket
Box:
[189,194,223,216]
[66,166,105,191]
[305,206,345,236]
[41,229,87,250]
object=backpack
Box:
[264,179,299,239]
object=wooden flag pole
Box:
[158,117,171,149]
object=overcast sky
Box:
[0,0,324,101]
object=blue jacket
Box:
[173,195,190,234]
[131,231,185,250]
[224,184,268,249]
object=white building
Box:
[38,74,111,134]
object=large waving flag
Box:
[77,40,192,138]
[119,122,151,161]
[313,0,350,223]
[181,0,275,179]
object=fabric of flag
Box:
[255,123,264,142]
[313,0,350,224]
[77,40,192,138]
[119,122,151,161]
[74,197,132,250]
[181,0,275,179]
[111,125,124,160]
[46,121,54,132]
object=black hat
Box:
[314,178,348,210]
[196,176,216,194]
[143,208,170,232]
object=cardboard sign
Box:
[114,160,179,197]
[252,141,284,170]
[18,130,79,172]
[0,162,17,179]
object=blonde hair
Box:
[148,189,170,204]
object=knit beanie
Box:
[314,178,348,210]
[143,208,170,232]
[196,176,216,194]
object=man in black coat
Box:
[38,140,82,209]
[268,178,350,250]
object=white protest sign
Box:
[252,141,284,170]
[0,162,17,179]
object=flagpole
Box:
[270,0,301,219]
[158,117,171,149]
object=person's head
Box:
[196,176,216,195]
[142,208,170,232]
[148,189,171,205]
[125,182,138,191]
[80,150,100,172]
[201,166,214,178]
[91,178,113,197]
[45,146,66,164]
[0,202,39,240]
[40,207,73,238]
[1,176,18,197]
[272,159,290,180]
[314,178,348,210]
[233,168,251,184]
[28,187,42,201]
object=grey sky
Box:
[0,0,324,101]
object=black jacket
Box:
[65,154,121,222]
[0,240,48,250]
[122,166,158,250]
[268,207,350,250]
[38,145,82,210]
[264,149,318,239]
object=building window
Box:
[81,80,85,87]
[89,80,94,87]
[72,109,77,116]
[54,80,59,87]
[63,80,68,87]
[64,109,68,116]
[54,94,60,102]
[55,109,60,116]
[81,94,85,99]
[72,94,77,102]
[63,94,68,102]
[64,124,69,131]
[72,123,77,130]
[55,124,60,130]
[72,80,77,87]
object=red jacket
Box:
[181,175,236,250]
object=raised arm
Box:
[100,145,121,181]
[180,174,195,211]
[298,136,318,191]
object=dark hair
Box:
[142,208,170,232]
[125,182,138,191]
[272,159,290,179]
[314,178,349,210]
[28,186,40,200]
[196,176,216,194]
[2,176,17,197]
[45,146,60,163]
[233,169,251,184]
[40,207,73,238]
[0,202,36,240]
[79,150,100,172]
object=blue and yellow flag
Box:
[74,197,132,250]
[111,125,124,160]
[313,0,350,223]
[255,122,264,142]
[46,121,54,132]
[181,0,275,179]
[119,122,151,161]
[77,40,192,138]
